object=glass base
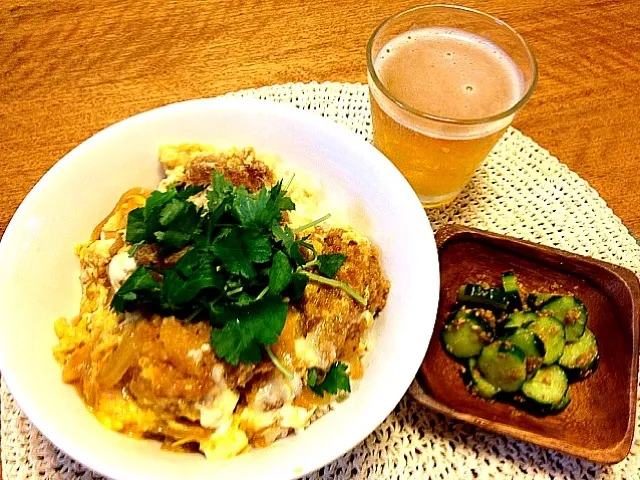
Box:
[418,191,460,209]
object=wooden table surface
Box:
[0,0,639,474]
[2,0,640,240]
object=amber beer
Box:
[367,6,537,207]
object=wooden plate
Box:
[412,224,640,463]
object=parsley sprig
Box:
[111,172,363,368]
[307,363,351,396]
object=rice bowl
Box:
[0,97,439,479]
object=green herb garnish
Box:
[111,172,363,367]
[307,363,351,396]
[209,297,288,365]
[316,253,347,278]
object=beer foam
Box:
[372,27,524,140]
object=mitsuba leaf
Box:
[231,179,295,230]
[212,228,272,278]
[307,368,319,388]
[269,180,296,212]
[125,208,147,243]
[232,187,279,229]
[175,184,205,199]
[288,236,315,266]
[144,189,176,233]
[159,198,187,226]
[154,230,192,250]
[207,172,235,225]
[317,253,347,278]
[308,363,351,396]
[243,230,272,263]
[173,248,203,276]
[172,199,200,227]
[235,292,254,307]
[268,250,293,295]
[210,297,288,365]
[288,272,309,301]
[277,196,295,212]
[272,224,295,249]
[111,267,162,312]
[211,228,256,278]
[162,263,221,308]
[208,172,235,207]
[273,225,317,268]
[125,185,204,251]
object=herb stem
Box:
[284,174,296,192]
[184,308,203,322]
[226,286,243,296]
[299,271,367,306]
[255,286,269,301]
[210,223,242,228]
[300,259,318,269]
[265,346,294,380]
[127,242,144,258]
[204,294,223,309]
[292,214,331,234]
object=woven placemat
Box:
[3,82,640,480]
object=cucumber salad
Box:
[441,271,599,414]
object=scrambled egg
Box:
[53,144,389,458]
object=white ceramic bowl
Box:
[0,97,439,479]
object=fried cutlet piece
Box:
[297,227,390,369]
[160,145,275,192]
[226,361,275,389]
[120,317,218,419]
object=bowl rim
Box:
[0,96,440,479]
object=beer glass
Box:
[367,5,537,207]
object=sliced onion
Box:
[90,188,150,241]
[96,327,138,388]
[61,343,92,383]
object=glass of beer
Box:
[367,5,537,207]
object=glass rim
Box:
[366,4,538,126]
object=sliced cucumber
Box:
[521,365,568,406]
[558,328,599,376]
[501,271,523,311]
[468,358,500,399]
[526,316,565,365]
[502,328,545,374]
[551,390,571,412]
[503,328,544,358]
[445,274,597,416]
[441,310,493,359]
[461,307,499,330]
[502,311,538,332]
[457,284,509,310]
[477,341,527,392]
[538,296,587,342]
[526,293,557,310]
[501,271,519,295]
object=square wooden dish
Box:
[412,224,640,463]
